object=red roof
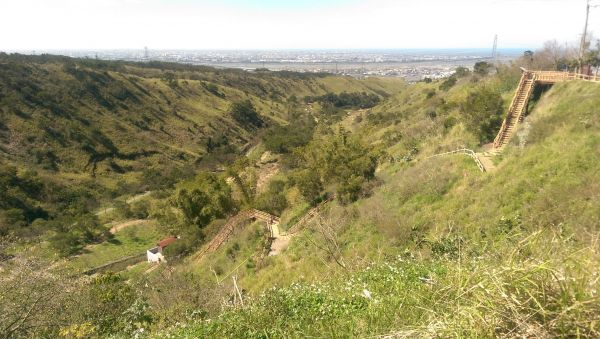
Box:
[157,236,178,248]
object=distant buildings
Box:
[16,49,519,81]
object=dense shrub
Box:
[171,172,234,229]
[254,180,288,215]
[474,61,493,76]
[230,100,264,129]
[290,169,324,204]
[460,86,504,143]
[439,76,457,91]
[263,119,315,154]
[292,130,378,204]
[305,92,380,109]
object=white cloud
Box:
[0,0,597,50]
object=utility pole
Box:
[579,0,591,73]
[579,0,600,73]
[492,34,498,62]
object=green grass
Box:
[67,220,163,271]
[168,229,599,337]
[0,54,406,236]
[185,221,270,285]
[163,79,600,337]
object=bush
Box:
[50,231,82,256]
[474,61,493,76]
[172,172,234,229]
[263,121,315,154]
[254,180,288,215]
[49,214,108,256]
[460,86,504,143]
[292,130,378,204]
[290,169,323,205]
[337,175,365,205]
[230,100,264,129]
[439,76,457,91]
[201,81,224,98]
[130,200,150,219]
[454,66,471,77]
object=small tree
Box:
[171,172,234,229]
[473,61,493,76]
[254,180,288,215]
[291,169,323,205]
[455,66,471,77]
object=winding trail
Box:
[195,197,335,261]
[109,219,148,234]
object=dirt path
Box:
[126,191,152,204]
[109,219,148,234]
[269,235,291,256]
[95,191,152,216]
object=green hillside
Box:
[166,78,600,337]
[2,55,600,338]
[0,53,403,246]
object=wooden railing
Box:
[286,195,335,235]
[533,71,600,83]
[426,148,486,173]
[194,209,281,260]
[249,209,280,225]
[493,70,600,149]
[493,72,528,148]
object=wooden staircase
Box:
[194,209,280,260]
[493,71,536,149]
[195,195,336,260]
[492,70,599,150]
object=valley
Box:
[1,49,600,338]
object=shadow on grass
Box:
[107,238,122,245]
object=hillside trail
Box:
[425,148,490,172]
[95,191,153,216]
[109,219,149,234]
[424,70,600,173]
[268,222,291,256]
[195,197,334,261]
[487,70,599,162]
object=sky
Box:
[0,0,598,50]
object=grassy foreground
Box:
[168,231,599,337]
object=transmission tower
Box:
[144,46,149,60]
[492,35,498,61]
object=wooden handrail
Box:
[425,148,487,172]
[494,71,530,148]
[493,69,599,150]
[532,71,600,83]
[194,209,281,260]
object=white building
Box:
[146,247,163,263]
[146,236,178,263]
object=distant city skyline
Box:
[0,0,597,50]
